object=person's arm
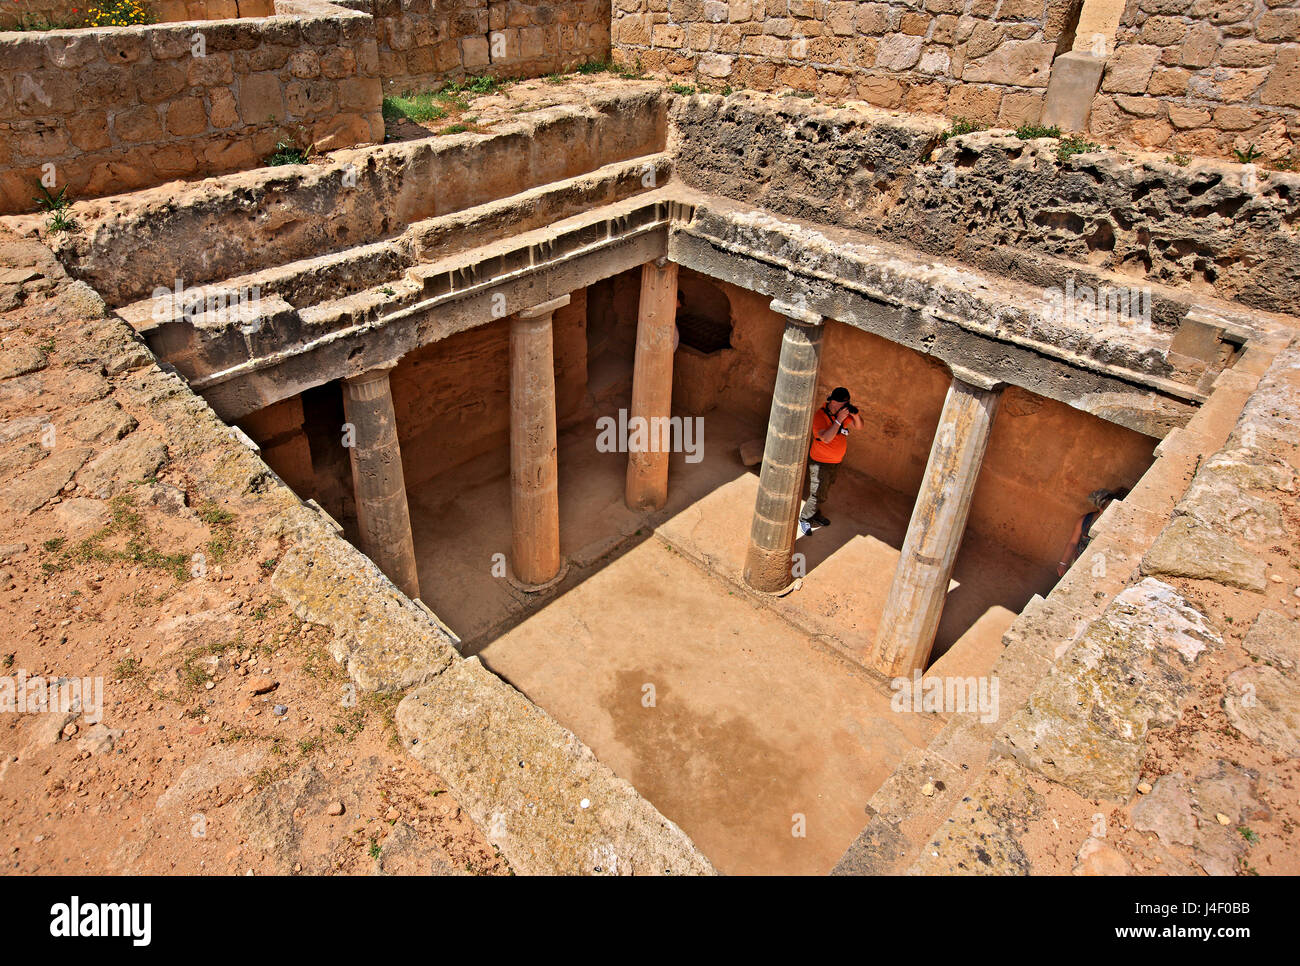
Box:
[819,416,846,443]
[1058,516,1084,577]
[847,410,864,430]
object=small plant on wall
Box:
[82,0,155,26]
[266,137,313,166]
[33,182,77,235]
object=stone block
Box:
[1041,50,1105,131]
[238,72,287,124]
[167,96,209,136]
[962,39,1053,87]
[1141,516,1267,592]
[113,104,164,143]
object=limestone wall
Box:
[613,0,1077,127]
[0,0,614,214]
[0,0,275,29]
[0,0,385,214]
[376,0,612,93]
[1088,0,1299,163]
[613,1,1298,162]
[51,89,668,305]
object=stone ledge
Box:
[271,534,459,693]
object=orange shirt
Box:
[809,407,848,464]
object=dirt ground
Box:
[0,230,509,876]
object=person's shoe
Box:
[810,513,831,527]
[798,520,812,537]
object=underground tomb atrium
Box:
[1,0,1299,883]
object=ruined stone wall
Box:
[390,290,589,489]
[717,284,1158,567]
[50,88,667,304]
[376,0,612,94]
[1088,0,1299,164]
[0,0,614,214]
[0,1,385,214]
[670,92,1300,314]
[1,0,274,28]
[613,0,1079,127]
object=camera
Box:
[845,403,859,415]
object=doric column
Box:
[510,295,568,588]
[625,257,680,511]
[742,299,825,593]
[343,363,421,600]
[871,369,1004,676]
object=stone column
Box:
[870,369,1004,677]
[510,295,569,588]
[343,363,421,601]
[625,257,680,511]
[742,299,824,593]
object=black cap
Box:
[829,387,850,402]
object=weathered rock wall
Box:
[614,0,1297,162]
[613,0,1073,128]
[0,0,274,29]
[0,0,613,214]
[836,320,1298,876]
[669,91,1300,313]
[1089,0,1299,164]
[376,0,612,94]
[0,0,385,215]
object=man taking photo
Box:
[799,387,862,536]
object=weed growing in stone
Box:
[939,117,985,142]
[1057,135,1099,162]
[82,0,154,27]
[572,59,645,80]
[1233,143,1262,164]
[266,138,312,166]
[1015,123,1062,140]
[43,494,191,580]
[113,656,141,679]
[34,184,77,234]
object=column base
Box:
[743,543,797,595]
[506,558,570,594]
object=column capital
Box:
[517,294,571,320]
[948,365,1004,393]
[344,360,399,388]
[770,298,823,326]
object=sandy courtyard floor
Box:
[406,400,1052,872]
